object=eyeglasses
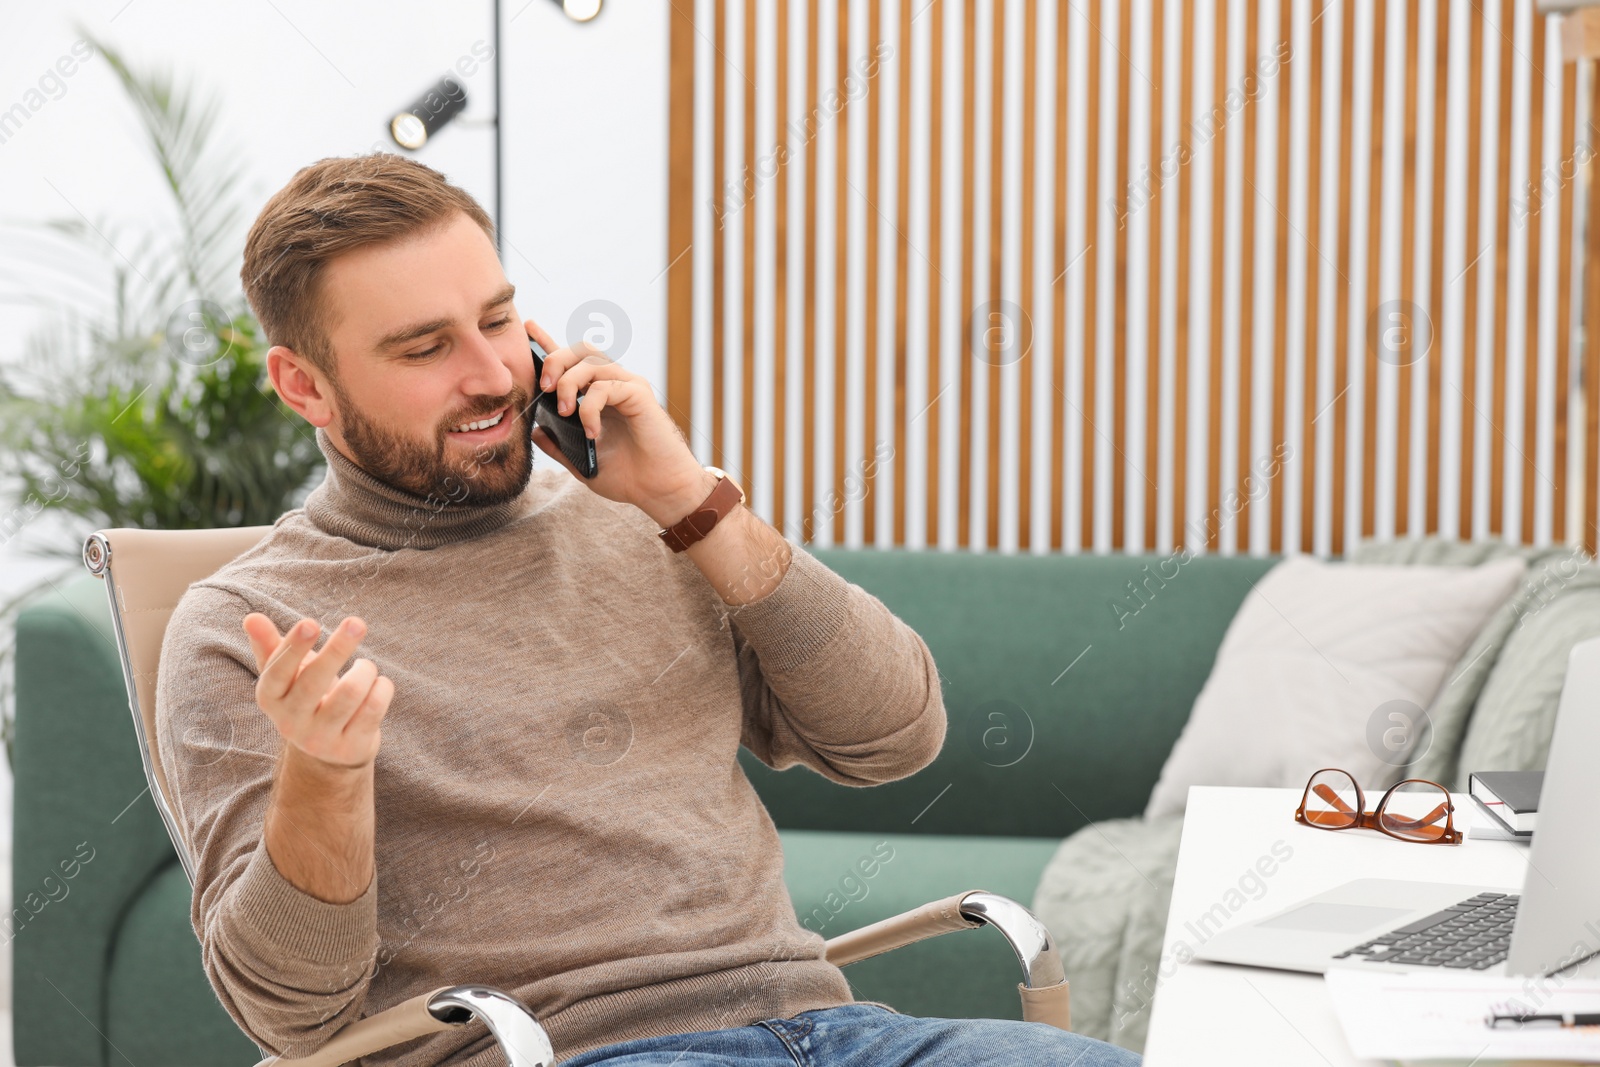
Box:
[1294,768,1463,845]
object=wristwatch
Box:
[659,465,746,552]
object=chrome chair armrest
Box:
[823,889,1071,1032]
[253,985,556,1067]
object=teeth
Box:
[451,409,505,433]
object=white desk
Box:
[1142,786,1537,1067]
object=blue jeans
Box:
[559,1003,1142,1066]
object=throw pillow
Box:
[1143,557,1526,818]
[1348,537,1588,786]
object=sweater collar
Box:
[303,425,528,550]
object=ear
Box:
[266,345,335,428]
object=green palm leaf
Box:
[0,31,327,763]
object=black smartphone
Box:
[529,337,599,479]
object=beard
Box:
[330,378,535,507]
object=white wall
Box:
[0,0,668,578]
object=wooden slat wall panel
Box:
[1424,0,1448,537]
[669,0,1600,555]
[1298,0,1323,553]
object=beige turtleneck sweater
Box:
[153,428,947,1065]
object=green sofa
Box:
[12,549,1275,1065]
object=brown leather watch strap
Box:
[659,473,744,552]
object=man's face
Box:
[314,211,536,506]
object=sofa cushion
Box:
[12,575,187,1067]
[106,860,261,1065]
[747,550,1277,840]
[1144,557,1524,817]
[778,828,1058,1023]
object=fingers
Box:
[288,659,392,768]
[312,657,380,733]
[288,617,368,713]
[245,612,392,769]
[529,322,620,404]
[575,380,613,439]
[536,339,569,392]
[551,352,626,416]
[525,318,559,358]
[252,616,365,711]
[242,613,281,672]
[256,618,323,703]
[342,673,394,741]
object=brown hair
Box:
[240,152,495,376]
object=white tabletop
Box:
[1142,786,1535,1067]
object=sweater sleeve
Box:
[153,584,379,1058]
[731,541,947,785]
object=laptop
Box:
[1192,636,1600,979]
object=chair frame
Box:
[83,532,198,884]
[83,527,1072,1067]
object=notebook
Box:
[1469,770,1542,835]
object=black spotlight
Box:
[389,76,469,151]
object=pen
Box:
[1487,1011,1600,1029]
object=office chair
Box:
[82,526,1072,1067]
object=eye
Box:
[402,317,513,360]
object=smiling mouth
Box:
[447,406,510,434]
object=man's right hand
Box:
[243,614,394,770]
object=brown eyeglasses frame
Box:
[1294,767,1463,845]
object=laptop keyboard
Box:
[1333,892,1518,969]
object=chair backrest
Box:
[83,525,274,882]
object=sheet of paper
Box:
[1467,795,1533,844]
[1324,969,1600,1061]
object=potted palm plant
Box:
[0,28,325,762]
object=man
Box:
[156,152,1139,1066]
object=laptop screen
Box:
[1505,636,1600,977]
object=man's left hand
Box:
[524,319,718,529]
